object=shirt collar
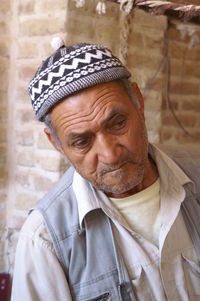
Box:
[72,171,100,228]
[72,144,193,228]
[149,144,191,189]
[149,144,193,251]
[72,170,127,229]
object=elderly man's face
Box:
[47,81,151,198]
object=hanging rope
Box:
[107,0,200,23]
[119,10,134,66]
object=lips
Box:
[99,161,130,177]
[109,162,127,172]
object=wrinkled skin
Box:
[45,81,158,198]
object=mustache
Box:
[98,155,136,176]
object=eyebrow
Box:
[67,131,91,143]
[103,108,121,123]
[67,107,123,143]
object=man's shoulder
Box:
[33,165,80,231]
[19,209,54,251]
[36,166,75,211]
[156,143,200,159]
[156,144,200,189]
[20,210,44,239]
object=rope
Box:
[119,10,134,66]
[107,0,200,23]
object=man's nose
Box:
[95,134,123,164]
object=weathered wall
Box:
[0,0,11,272]
[7,0,68,225]
[127,10,167,143]
[0,0,68,273]
[0,0,199,275]
[161,20,200,144]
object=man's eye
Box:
[73,138,89,149]
[112,117,126,128]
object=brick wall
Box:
[0,0,68,273]
[161,20,200,145]
[0,0,10,272]
[0,0,199,274]
[127,10,167,143]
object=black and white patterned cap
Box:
[28,42,131,121]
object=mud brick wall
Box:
[0,0,199,274]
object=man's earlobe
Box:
[44,128,64,155]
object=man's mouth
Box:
[99,161,129,176]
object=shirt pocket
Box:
[85,292,110,301]
[131,266,155,301]
[182,254,200,296]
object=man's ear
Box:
[44,127,64,155]
[131,82,145,117]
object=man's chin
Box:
[93,169,145,197]
[94,178,142,197]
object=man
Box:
[11,41,200,301]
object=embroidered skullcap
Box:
[28,40,131,121]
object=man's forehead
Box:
[51,93,129,136]
[66,106,125,140]
[62,80,129,107]
[49,80,133,132]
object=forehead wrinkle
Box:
[93,84,120,99]
[52,89,112,131]
[55,96,106,130]
[53,85,127,138]
[90,87,118,109]
[66,88,117,123]
[55,90,119,133]
[61,99,111,135]
[65,101,109,129]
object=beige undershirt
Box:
[110,178,161,246]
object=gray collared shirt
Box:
[11,145,200,301]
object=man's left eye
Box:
[113,117,126,128]
[73,138,89,149]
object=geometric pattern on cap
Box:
[28,44,130,120]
